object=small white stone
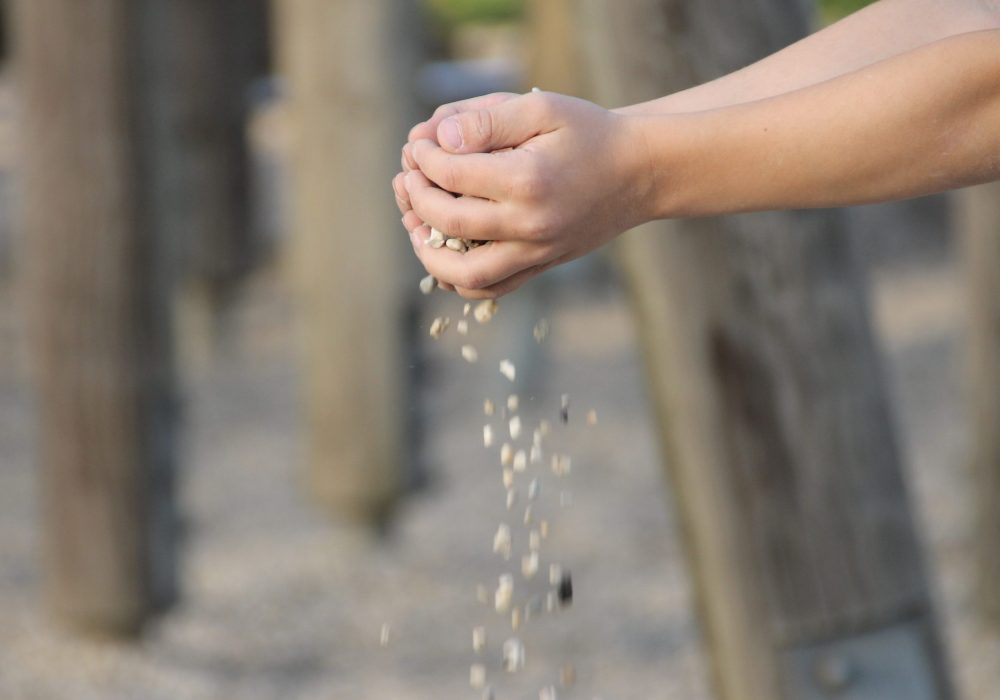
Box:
[587,409,598,425]
[473,626,487,653]
[521,551,539,579]
[484,399,495,416]
[538,420,551,437]
[419,274,437,295]
[509,415,522,440]
[507,394,519,412]
[499,359,516,382]
[379,622,391,647]
[483,425,494,448]
[500,443,513,466]
[464,302,472,317]
[446,237,467,252]
[530,444,543,464]
[428,227,446,248]
[549,564,562,586]
[495,574,514,612]
[474,299,499,323]
[533,318,550,343]
[457,319,469,335]
[493,523,512,558]
[506,488,517,510]
[470,663,486,689]
[523,505,533,525]
[502,637,525,672]
[513,450,527,472]
[462,345,479,363]
[429,316,450,339]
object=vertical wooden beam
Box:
[525,0,584,95]
[577,0,952,697]
[15,0,177,634]
[274,0,419,523]
[958,181,1000,624]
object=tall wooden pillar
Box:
[273,0,420,523]
[15,0,178,635]
[958,181,1000,624]
[578,0,952,697]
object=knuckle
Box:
[470,110,496,145]
[437,160,460,193]
[521,211,556,242]
[513,168,548,202]
[443,213,465,240]
[458,267,488,291]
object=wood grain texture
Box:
[958,181,1000,623]
[274,0,420,523]
[577,0,951,697]
[15,0,178,634]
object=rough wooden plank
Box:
[15,0,178,635]
[577,0,952,697]
[957,181,1000,624]
[274,0,421,523]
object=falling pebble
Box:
[499,359,516,382]
[379,622,391,647]
[586,409,598,425]
[462,345,479,363]
[533,318,550,343]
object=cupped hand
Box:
[398,91,652,298]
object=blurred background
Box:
[1,0,999,699]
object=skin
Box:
[395,0,1000,299]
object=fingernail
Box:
[439,117,463,150]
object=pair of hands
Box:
[393,91,650,298]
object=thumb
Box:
[437,94,546,154]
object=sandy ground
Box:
[0,244,998,699]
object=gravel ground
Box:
[0,249,997,699]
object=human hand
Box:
[396,91,653,298]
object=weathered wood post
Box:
[15,0,178,634]
[958,181,1000,624]
[273,0,420,523]
[578,0,952,697]
[158,0,270,370]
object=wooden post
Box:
[577,1,952,698]
[156,0,270,370]
[525,0,584,95]
[14,0,178,634]
[273,0,419,523]
[957,181,1000,624]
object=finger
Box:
[409,92,519,144]
[393,172,412,213]
[401,143,417,171]
[402,209,423,233]
[411,230,546,292]
[411,139,518,202]
[436,91,556,154]
[454,254,565,299]
[405,169,512,241]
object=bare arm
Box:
[400,30,1000,298]
[619,0,1000,114]
[636,30,1000,217]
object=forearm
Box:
[619,0,1000,115]
[633,30,1000,218]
